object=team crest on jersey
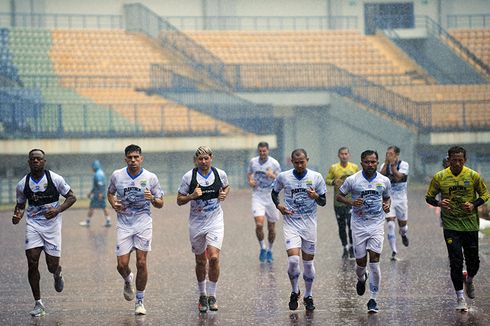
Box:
[140,179,147,188]
[306,180,313,186]
[464,180,470,185]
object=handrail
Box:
[0,12,123,29]
[20,74,133,88]
[447,14,490,29]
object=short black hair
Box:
[257,141,269,149]
[29,149,45,158]
[291,148,308,159]
[447,146,466,159]
[338,147,349,154]
[361,150,378,160]
[125,144,142,156]
[387,146,400,154]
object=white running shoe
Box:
[456,297,468,312]
[79,220,90,227]
[135,301,147,315]
[124,273,135,301]
[30,302,46,317]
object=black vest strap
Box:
[23,170,60,206]
[189,167,223,201]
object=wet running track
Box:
[1,189,490,325]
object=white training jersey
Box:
[248,156,281,204]
[16,170,71,231]
[339,171,391,231]
[178,167,229,229]
[108,167,163,229]
[273,169,327,238]
[380,160,409,199]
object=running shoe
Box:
[401,235,409,247]
[135,301,146,315]
[303,296,315,311]
[349,247,355,259]
[367,299,379,313]
[54,266,64,292]
[456,297,468,312]
[259,248,267,262]
[198,295,208,313]
[123,273,135,301]
[208,296,218,311]
[79,220,90,227]
[390,251,398,261]
[29,302,46,317]
[288,291,300,310]
[104,219,112,227]
[266,250,273,263]
[356,272,368,296]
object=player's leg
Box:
[345,208,354,258]
[462,231,479,299]
[334,206,349,258]
[443,229,467,311]
[301,240,316,311]
[45,253,63,292]
[287,247,301,310]
[116,227,135,301]
[134,249,148,315]
[265,204,280,262]
[255,215,268,262]
[103,207,112,227]
[204,225,224,311]
[26,247,45,316]
[42,223,63,292]
[386,216,397,260]
[80,206,95,226]
[366,249,381,313]
[352,231,369,296]
[397,199,409,246]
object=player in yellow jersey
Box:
[326,147,359,258]
[425,146,489,312]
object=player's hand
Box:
[248,179,256,188]
[383,202,390,213]
[440,199,451,210]
[191,184,202,199]
[277,204,293,215]
[12,209,24,225]
[306,187,318,200]
[352,198,364,207]
[463,202,474,213]
[334,179,343,187]
[144,188,153,201]
[218,187,227,201]
[44,207,60,219]
[266,168,275,179]
[113,199,123,212]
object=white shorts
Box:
[387,197,408,221]
[283,227,316,255]
[252,195,281,223]
[25,223,62,257]
[116,226,152,256]
[189,224,224,255]
[352,226,384,259]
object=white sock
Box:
[303,260,315,298]
[387,220,397,253]
[288,255,301,293]
[136,290,144,302]
[207,281,217,297]
[268,241,274,251]
[369,262,381,300]
[259,240,266,250]
[125,272,133,283]
[399,225,408,237]
[35,299,43,305]
[355,264,367,281]
[456,290,464,299]
[198,280,207,296]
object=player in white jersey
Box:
[337,150,391,314]
[380,146,409,261]
[271,149,326,312]
[247,141,281,263]
[177,146,230,313]
[107,144,164,315]
[12,149,77,317]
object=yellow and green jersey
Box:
[326,162,359,207]
[426,166,489,231]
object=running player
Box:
[379,146,409,261]
[177,146,230,313]
[425,146,489,312]
[80,160,111,227]
[271,149,327,311]
[107,144,164,315]
[336,150,391,313]
[247,141,281,262]
[12,149,77,317]
[325,147,359,259]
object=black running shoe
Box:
[367,299,379,313]
[198,295,208,313]
[288,291,300,310]
[54,266,64,292]
[356,272,368,296]
[401,235,409,247]
[349,247,355,259]
[208,296,218,311]
[303,296,315,311]
[342,248,348,259]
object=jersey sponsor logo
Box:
[361,190,379,197]
[306,180,313,186]
[140,179,147,188]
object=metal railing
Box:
[21,74,133,88]
[447,14,490,29]
[0,12,123,29]
[164,15,358,31]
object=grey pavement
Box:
[1,188,489,325]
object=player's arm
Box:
[379,162,388,176]
[325,167,335,186]
[247,172,256,188]
[336,191,352,206]
[389,161,407,182]
[45,189,77,219]
[382,196,391,213]
[177,184,203,206]
[218,185,230,201]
